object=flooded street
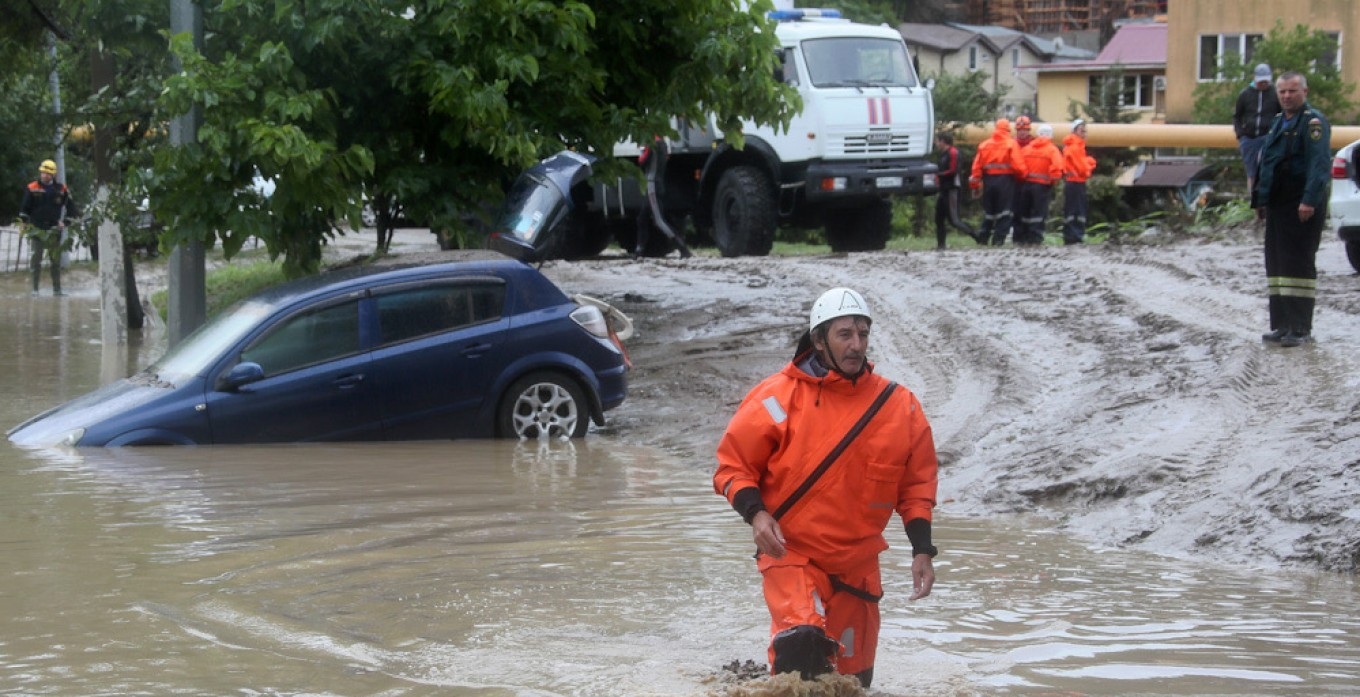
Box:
[4,262,1360,696]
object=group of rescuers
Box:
[935,115,1097,249]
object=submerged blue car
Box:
[9,251,629,446]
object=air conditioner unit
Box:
[1153,75,1167,91]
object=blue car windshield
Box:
[150,301,275,383]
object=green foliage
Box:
[807,0,898,26]
[145,0,796,273]
[929,70,1008,125]
[150,258,288,323]
[1192,22,1357,125]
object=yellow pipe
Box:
[955,122,1360,150]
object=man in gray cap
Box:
[1234,63,1281,193]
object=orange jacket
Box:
[969,121,1025,189]
[714,360,938,574]
[1020,136,1063,186]
[1062,133,1097,183]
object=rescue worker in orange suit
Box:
[933,132,980,248]
[969,119,1026,246]
[1252,71,1331,348]
[714,287,939,689]
[1015,123,1063,246]
[18,159,80,296]
[1061,119,1097,245]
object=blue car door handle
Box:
[334,374,366,389]
[461,342,492,357]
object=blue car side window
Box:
[241,301,361,376]
[376,284,506,346]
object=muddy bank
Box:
[72,229,1360,574]
[539,234,1360,574]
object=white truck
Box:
[489,8,938,261]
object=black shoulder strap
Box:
[770,381,898,521]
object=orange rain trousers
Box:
[759,550,883,677]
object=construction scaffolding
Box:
[961,0,1166,33]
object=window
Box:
[241,301,361,377]
[969,45,978,71]
[376,283,505,346]
[1088,74,1156,109]
[800,37,918,87]
[1198,33,1263,81]
[1012,48,1020,69]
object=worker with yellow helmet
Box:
[19,159,80,296]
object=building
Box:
[899,22,1095,118]
[1029,21,1166,124]
[959,0,1166,33]
[1164,0,1359,123]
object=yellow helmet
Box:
[39,160,58,175]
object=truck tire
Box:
[712,166,777,257]
[1347,239,1360,274]
[824,199,893,252]
[612,219,676,258]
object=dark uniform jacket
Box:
[20,180,79,230]
[1234,85,1281,140]
[1253,104,1331,209]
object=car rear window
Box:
[376,283,506,345]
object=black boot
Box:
[770,625,838,681]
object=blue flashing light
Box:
[768,8,842,21]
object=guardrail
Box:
[0,225,93,275]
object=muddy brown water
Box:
[3,279,1358,696]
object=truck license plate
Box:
[876,176,903,188]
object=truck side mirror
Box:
[924,77,936,90]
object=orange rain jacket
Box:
[1062,133,1097,183]
[1020,135,1063,186]
[969,120,1026,190]
[714,360,938,575]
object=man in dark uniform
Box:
[1234,63,1281,193]
[19,159,80,296]
[933,132,979,248]
[1252,71,1330,348]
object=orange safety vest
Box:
[1063,134,1097,183]
[969,124,1026,189]
[714,360,938,574]
[1021,137,1064,185]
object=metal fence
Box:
[0,225,92,274]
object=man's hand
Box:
[908,554,935,600]
[1299,203,1315,222]
[751,510,786,559]
[970,188,981,200]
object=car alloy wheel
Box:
[499,371,589,439]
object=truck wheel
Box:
[824,200,893,252]
[1347,239,1360,274]
[713,166,776,257]
[612,219,675,258]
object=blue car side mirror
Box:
[219,362,265,391]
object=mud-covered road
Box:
[539,233,1360,574]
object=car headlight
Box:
[57,428,85,447]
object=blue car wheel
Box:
[498,371,590,439]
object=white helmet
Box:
[1036,123,1054,138]
[809,288,871,331]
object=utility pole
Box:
[167,0,206,346]
[47,33,69,270]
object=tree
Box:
[149,0,799,277]
[929,69,1008,125]
[1192,22,1357,126]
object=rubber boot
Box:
[770,625,838,681]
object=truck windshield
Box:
[802,37,918,89]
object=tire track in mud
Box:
[541,238,1360,571]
